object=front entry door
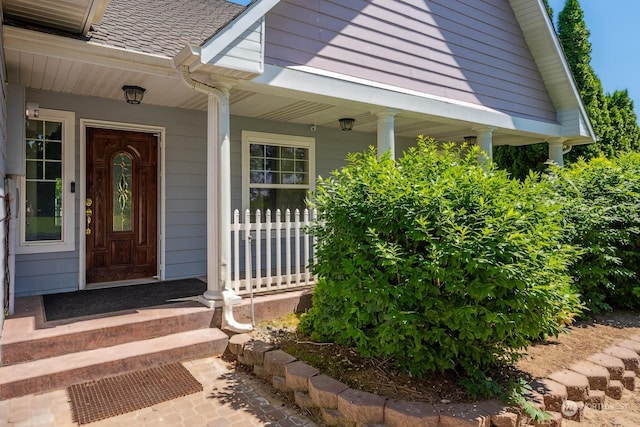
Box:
[86,128,158,283]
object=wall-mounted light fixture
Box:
[339,118,355,131]
[463,135,477,144]
[26,102,40,119]
[122,85,146,104]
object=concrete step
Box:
[569,360,610,391]
[587,353,625,380]
[1,301,215,365]
[603,346,640,375]
[0,328,228,400]
[548,369,590,401]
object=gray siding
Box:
[264,0,556,123]
[0,11,6,325]
[13,89,415,296]
[558,108,589,138]
[210,19,265,73]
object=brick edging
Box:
[227,334,523,427]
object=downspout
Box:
[179,65,252,333]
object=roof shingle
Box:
[87,0,247,57]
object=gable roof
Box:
[198,0,595,144]
[86,0,246,57]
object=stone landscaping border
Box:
[222,290,640,427]
[227,334,522,427]
[229,332,640,426]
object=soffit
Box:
[4,26,553,147]
[4,47,548,146]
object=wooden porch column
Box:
[474,127,495,165]
[376,110,397,159]
[202,86,231,306]
[548,138,566,167]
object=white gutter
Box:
[179,65,252,333]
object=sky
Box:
[229,0,640,111]
[547,0,640,111]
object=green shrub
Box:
[547,153,640,311]
[300,137,582,376]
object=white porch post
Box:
[376,110,397,159]
[218,86,232,294]
[474,127,495,165]
[548,138,566,167]
[201,86,231,306]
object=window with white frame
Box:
[19,109,75,253]
[242,131,315,215]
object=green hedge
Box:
[547,153,640,312]
[299,138,582,376]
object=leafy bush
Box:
[299,138,582,376]
[547,153,640,312]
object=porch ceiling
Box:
[4,32,548,147]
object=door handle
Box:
[86,198,93,235]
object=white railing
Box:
[231,208,317,296]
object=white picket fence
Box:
[231,208,317,296]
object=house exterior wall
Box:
[264,0,557,123]
[0,9,7,326]
[14,89,210,296]
[12,89,415,296]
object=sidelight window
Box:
[19,109,75,253]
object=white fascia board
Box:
[200,0,280,64]
[509,0,596,143]
[3,26,177,77]
[249,64,563,138]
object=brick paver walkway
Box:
[0,357,318,427]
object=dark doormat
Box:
[67,363,203,425]
[42,278,207,321]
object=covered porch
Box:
[3,24,581,313]
[1,0,595,317]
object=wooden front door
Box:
[86,128,158,283]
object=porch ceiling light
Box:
[122,85,146,104]
[339,118,355,131]
[25,102,40,119]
